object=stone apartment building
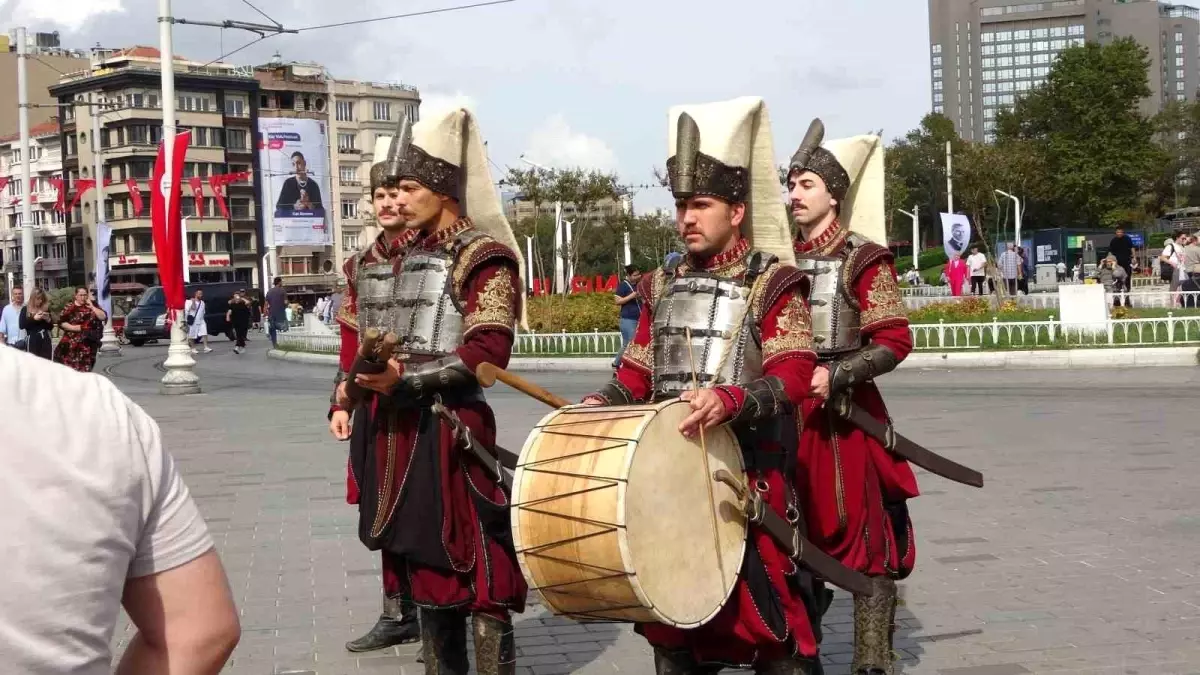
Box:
[0,120,69,291]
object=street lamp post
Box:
[519,156,567,294]
[994,189,1022,248]
[897,206,919,271]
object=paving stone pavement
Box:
[98,341,1200,674]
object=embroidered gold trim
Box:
[861,269,906,327]
[465,270,516,331]
[335,301,358,331]
[763,294,814,358]
[622,341,653,370]
[453,234,491,299]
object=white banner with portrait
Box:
[257,118,333,247]
[940,212,971,261]
[93,219,113,316]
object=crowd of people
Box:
[0,285,109,372]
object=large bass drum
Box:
[511,400,747,628]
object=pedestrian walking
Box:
[53,287,107,372]
[185,289,212,354]
[0,285,26,349]
[612,264,642,369]
[966,246,987,295]
[225,290,252,354]
[265,277,287,348]
[0,346,240,674]
[20,288,53,360]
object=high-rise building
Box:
[0,120,69,291]
[928,0,1200,142]
[48,46,262,290]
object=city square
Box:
[100,343,1200,675]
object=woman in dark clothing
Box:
[19,288,54,360]
[226,290,252,354]
[53,286,107,372]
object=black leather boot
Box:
[345,595,421,652]
[419,608,469,675]
[852,576,898,675]
[652,647,720,675]
[756,656,822,675]
[472,613,516,675]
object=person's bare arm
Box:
[116,549,240,675]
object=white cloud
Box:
[524,114,618,172]
[419,90,476,120]
[3,0,123,33]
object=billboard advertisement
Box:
[257,118,332,246]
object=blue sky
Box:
[2,0,933,211]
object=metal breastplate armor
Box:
[794,252,862,358]
[390,249,466,357]
[650,270,763,400]
[356,260,401,343]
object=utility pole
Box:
[945,141,954,220]
[898,206,919,271]
[158,0,201,395]
[94,97,121,356]
[17,27,34,296]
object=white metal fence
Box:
[278,314,1200,357]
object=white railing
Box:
[909,314,1200,350]
[904,290,1200,311]
[901,282,1061,297]
[277,331,339,353]
[277,330,626,356]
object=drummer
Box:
[582,97,824,675]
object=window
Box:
[983,95,997,106]
[999,69,1014,79]
[998,56,1014,67]
[996,31,1012,42]
[1177,31,1185,43]
[982,45,995,55]
[981,32,994,43]
[226,129,248,150]
[933,80,943,91]
[340,199,359,219]
[338,133,357,151]
[339,165,359,184]
[982,83,996,93]
[1014,42,1030,53]
[193,127,208,147]
[1035,66,1050,77]
[1016,67,1032,79]
[1052,39,1067,50]
[1000,94,1015,104]
[1017,80,1033,91]
[1178,93,1188,101]
[230,198,252,220]
[984,108,997,119]
[224,99,245,117]
[933,93,944,103]
[981,6,1003,16]
[129,160,153,179]
[932,56,942,67]
[983,70,996,81]
[1070,37,1084,47]
[1178,81,1187,92]
[51,242,66,259]
[233,233,254,252]
[343,232,361,251]
[1068,24,1084,37]
[1177,57,1186,67]
[336,100,354,121]
[982,57,995,68]
[281,256,313,276]
[999,81,1015,92]
[1015,55,1031,65]
[373,101,391,121]
[1034,53,1050,64]
[932,68,942,79]
[1033,40,1049,52]
[1179,69,1187,80]
[1032,28,1048,39]
[1050,27,1066,38]
[933,104,944,114]
[1177,44,1185,55]
[932,44,942,54]
[1014,29,1030,40]
[996,43,1013,54]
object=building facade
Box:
[929,0,1200,142]
[48,46,262,291]
[0,31,88,138]
[0,120,69,291]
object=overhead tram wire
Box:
[290,0,516,32]
[239,0,284,29]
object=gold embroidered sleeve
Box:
[464,267,518,334]
[762,292,814,360]
[860,266,907,329]
[621,341,653,371]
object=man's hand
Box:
[329,410,351,441]
[810,365,831,400]
[678,388,730,439]
[581,396,606,407]
[334,381,351,409]
[355,358,403,394]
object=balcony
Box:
[338,146,361,155]
[339,179,362,187]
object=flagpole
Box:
[17,27,34,297]
[158,0,200,395]
[95,98,120,356]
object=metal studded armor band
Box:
[388,247,470,356]
[794,254,863,357]
[827,342,899,397]
[650,273,763,399]
[726,376,789,425]
[355,259,405,347]
[394,354,476,399]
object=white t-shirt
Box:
[0,349,213,674]
[967,252,987,276]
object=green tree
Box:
[994,38,1162,227]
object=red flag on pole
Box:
[28,178,37,202]
[208,173,230,219]
[126,179,144,218]
[151,130,191,311]
[103,177,113,187]
[50,176,65,213]
[68,178,96,212]
[0,177,10,195]
[187,176,205,220]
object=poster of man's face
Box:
[950,222,968,252]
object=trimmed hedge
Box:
[527,293,620,333]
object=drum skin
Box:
[511,400,747,628]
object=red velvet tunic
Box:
[601,239,822,665]
[334,220,527,617]
[793,221,920,579]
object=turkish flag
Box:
[187,176,205,220]
[0,177,9,195]
[103,177,113,188]
[151,130,191,311]
[126,179,144,218]
[68,178,96,212]
[29,178,37,202]
[50,177,65,213]
[208,173,230,219]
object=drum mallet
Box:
[475,362,572,409]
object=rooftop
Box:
[0,120,60,144]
